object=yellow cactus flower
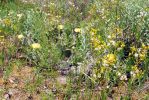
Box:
[17,34,24,40]
[58,25,64,30]
[74,28,81,33]
[31,43,41,49]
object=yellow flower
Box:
[58,25,64,30]
[132,65,138,71]
[116,72,121,76]
[17,34,24,40]
[3,18,11,26]
[74,28,81,33]
[115,28,122,35]
[106,54,116,63]
[139,53,146,60]
[100,66,106,73]
[142,43,148,50]
[0,36,4,38]
[102,54,116,66]
[120,42,125,48]
[0,36,4,41]
[90,28,97,35]
[31,43,41,49]
[104,54,116,65]
[131,46,137,52]
[116,16,120,20]
[91,38,100,47]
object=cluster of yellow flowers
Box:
[131,65,141,78]
[139,44,148,60]
[102,54,116,66]
[129,44,148,61]
[90,28,106,50]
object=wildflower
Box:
[130,71,136,78]
[31,43,41,49]
[3,18,11,26]
[116,16,120,20]
[106,86,110,89]
[131,46,137,52]
[107,43,111,46]
[117,72,121,76]
[90,28,97,35]
[107,35,111,39]
[135,69,139,74]
[102,54,116,66]
[100,67,106,73]
[134,53,139,58]
[17,13,23,20]
[0,36,4,41]
[110,40,116,46]
[8,11,14,15]
[106,54,116,64]
[139,52,146,60]
[117,47,122,51]
[132,65,138,71]
[74,28,81,33]
[120,42,125,48]
[102,59,109,67]
[17,34,24,40]
[120,74,127,81]
[142,43,148,50]
[97,73,101,78]
[58,25,64,30]
[93,74,96,78]
[0,36,4,38]
[50,3,55,5]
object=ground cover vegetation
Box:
[0,0,149,99]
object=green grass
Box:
[0,0,148,99]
